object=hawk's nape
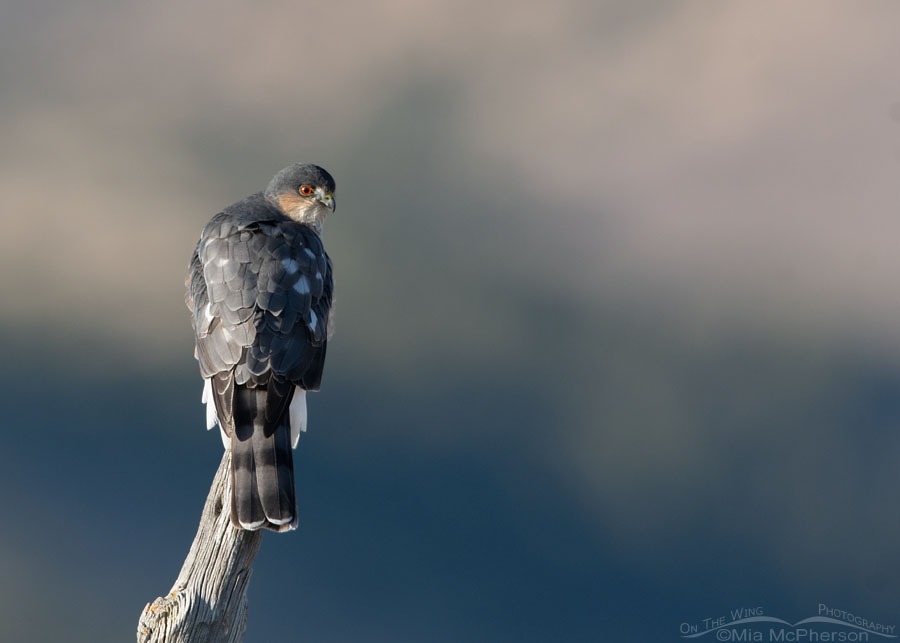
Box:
[185,163,336,532]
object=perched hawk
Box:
[185,163,336,532]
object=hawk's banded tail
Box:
[229,384,298,532]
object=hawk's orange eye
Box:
[299,185,314,196]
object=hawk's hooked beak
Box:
[316,187,335,212]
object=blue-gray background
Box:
[2,1,899,640]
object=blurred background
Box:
[2,1,900,640]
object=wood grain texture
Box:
[137,451,263,643]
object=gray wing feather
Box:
[187,212,333,389]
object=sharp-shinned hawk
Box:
[185,163,336,532]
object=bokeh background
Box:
[2,1,900,641]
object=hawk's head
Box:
[265,163,336,232]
